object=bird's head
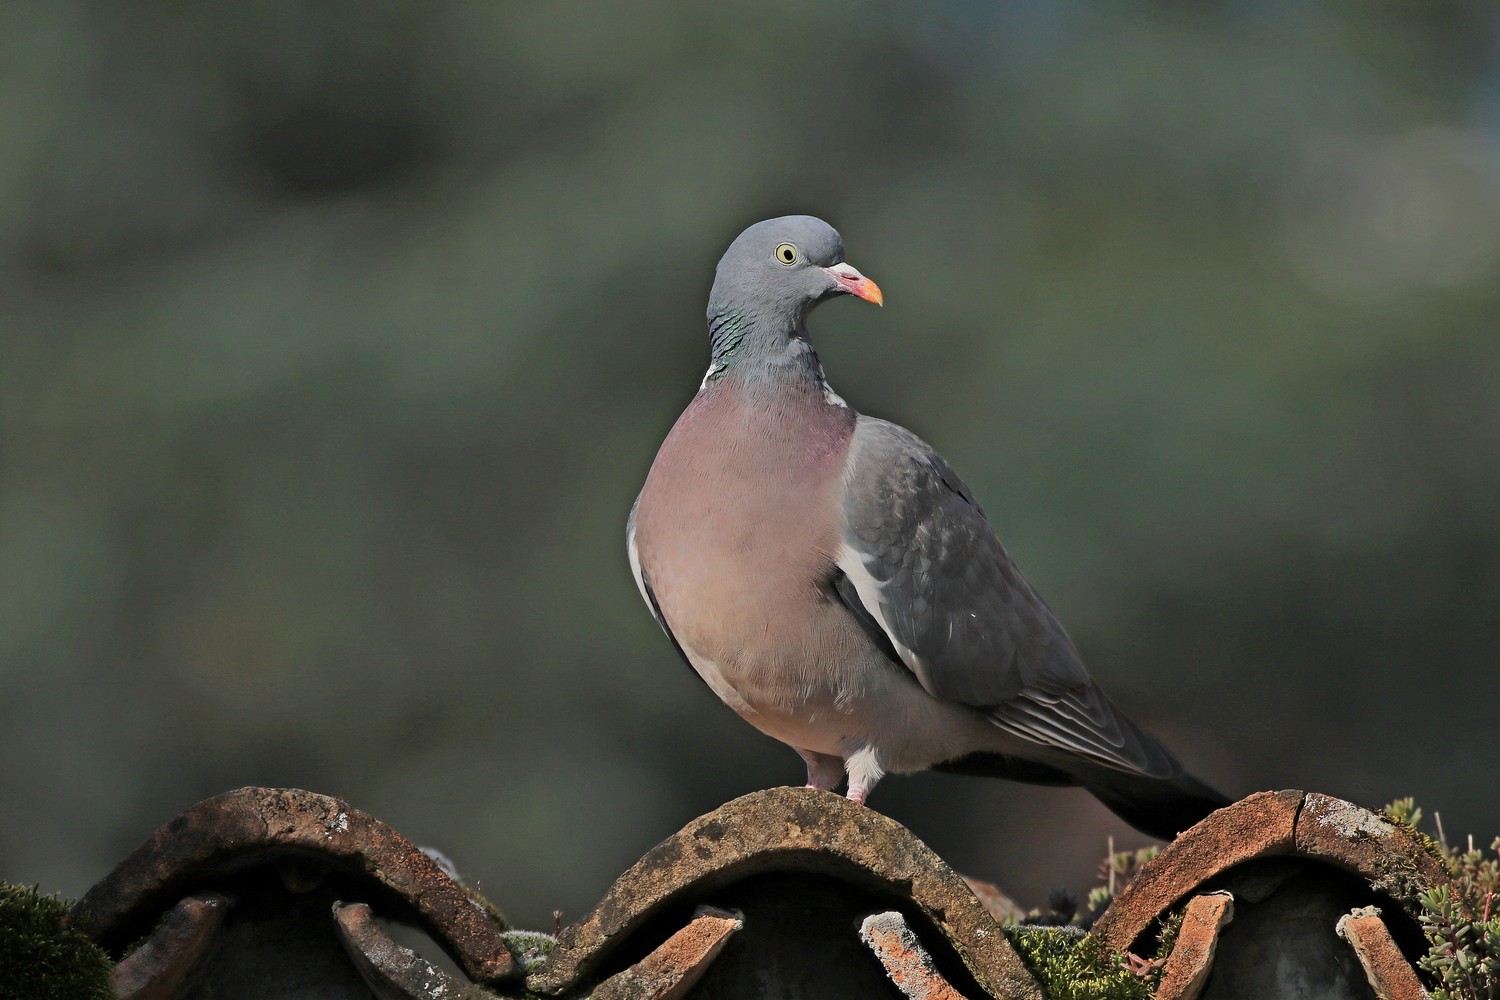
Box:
[708,216,882,330]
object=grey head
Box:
[707,216,882,334]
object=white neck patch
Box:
[699,362,725,390]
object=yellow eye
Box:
[774,243,798,265]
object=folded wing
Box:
[835,417,1181,779]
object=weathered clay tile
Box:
[860,910,970,1000]
[109,892,232,1000]
[582,906,742,1000]
[529,786,1040,1000]
[333,900,476,1000]
[1154,891,1233,1000]
[1092,789,1300,954]
[1093,789,1459,999]
[1336,907,1432,1000]
[63,784,1467,997]
[1294,794,1457,912]
[72,786,515,986]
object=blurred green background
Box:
[3,1,1499,929]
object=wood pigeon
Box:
[627,216,1229,840]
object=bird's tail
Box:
[932,748,1232,841]
[1080,767,1232,842]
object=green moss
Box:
[1151,906,1185,969]
[1004,926,1152,1000]
[0,882,113,1000]
[1382,798,1499,1000]
[1381,796,1451,871]
[501,928,557,973]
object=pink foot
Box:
[847,788,867,805]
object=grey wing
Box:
[835,417,1178,778]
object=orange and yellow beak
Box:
[825,262,884,307]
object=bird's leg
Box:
[843,745,886,805]
[797,749,845,792]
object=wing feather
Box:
[836,417,1177,779]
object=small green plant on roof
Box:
[1004,926,1154,1000]
[1001,840,1172,999]
[501,928,558,973]
[1383,797,1499,1000]
[1086,844,1159,923]
[1012,842,1160,930]
[0,881,114,1000]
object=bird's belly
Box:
[677,640,851,755]
[669,595,855,722]
[675,608,1007,769]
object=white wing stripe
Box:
[835,541,938,696]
